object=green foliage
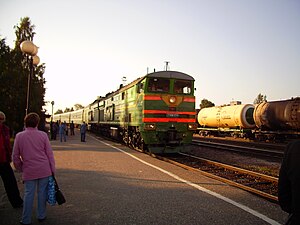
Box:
[58,104,84,113]
[253,93,267,104]
[0,17,46,133]
[74,104,84,110]
[200,99,215,109]
[64,107,72,113]
[55,109,63,114]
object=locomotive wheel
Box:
[123,131,129,145]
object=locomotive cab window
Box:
[174,80,192,94]
[148,78,169,93]
[137,83,144,93]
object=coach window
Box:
[174,80,192,94]
[148,78,169,93]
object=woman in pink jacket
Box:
[13,113,56,225]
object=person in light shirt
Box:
[13,112,56,225]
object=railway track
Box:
[154,152,279,203]
[193,135,287,150]
[192,139,284,160]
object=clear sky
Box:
[1,0,299,113]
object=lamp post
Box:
[51,101,55,122]
[20,40,40,116]
[50,101,55,140]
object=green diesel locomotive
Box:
[54,71,197,153]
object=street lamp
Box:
[51,101,55,122]
[20,40,40,115]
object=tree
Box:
[64,108,72,113]
[55,109,63,114]
[15,17,46,115]
[74,104,84,110]
[0,36,26,132]
[199,99,215,109]
[253,93,267,104]
[14,17,35,49]
[0,17,46,133]
[0,37,16,131]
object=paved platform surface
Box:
[1,132,288,225]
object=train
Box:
[197,97,300,141]
[52,70,198,153]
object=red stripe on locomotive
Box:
[144,110,195,115]
[143,118,195,123]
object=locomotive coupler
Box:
[166,129,182,144]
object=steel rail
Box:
[179,152,278,183]
[192,139,283,158]
[153,153,278,203]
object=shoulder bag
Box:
[47,174,66,205]
[53,175,66,205]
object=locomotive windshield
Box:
[148,78,169,92]
[174,80,192,94]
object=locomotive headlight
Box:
[144,123,156,131]
[169,96,177,104]
[188,123,198,130]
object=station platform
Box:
[1,132,288,225]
